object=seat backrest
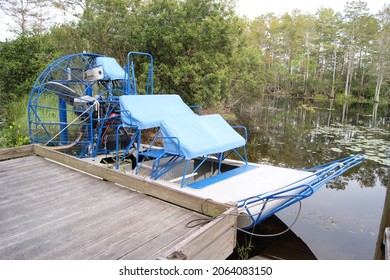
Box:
[119,94,196,129]
[95,57,126,80]
[160,114,246,159]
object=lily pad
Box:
[346,147,363,152]
[331,148,343,153]
[378,159,390,166]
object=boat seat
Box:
[95,57,126,80]
[116,94,198,167]
[150,113,248,186]
[119,94,196,129]
[117,94,248,187]
[160,114,246,160]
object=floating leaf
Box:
[346,147,363,152]
[378,159,390,166]
[311,123,389,167]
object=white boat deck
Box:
[97,149,319,229]
[183,164,312,203]
[159,163,313,228]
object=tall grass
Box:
[0,94,30,148]
[7,94,30,130]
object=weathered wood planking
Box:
[385,227,390,260]
[33,144,232,217]
[0,155,219,259]
[161,207,237,260]
[374,175,390,260]
[0,146,238,259]
[0,145,34,161]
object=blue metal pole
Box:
[59,98,68,145]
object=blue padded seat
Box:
[117,94,247,187]
[160,114,246,160]
[119,94,196,129]
[95,57,126,80]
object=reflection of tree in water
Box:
[320,163,388,190]
[376,167,390,189]
[235,96,389,190]
[325,176,348,191]
[232,96,389,260]
[352,163,379,189]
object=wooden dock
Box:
[374,174,390,260]
[0,145,237,260]
[385,227,390,260]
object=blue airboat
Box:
[28,52,364,229]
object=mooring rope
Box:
[185,199,302,238]
[236,200,302,237]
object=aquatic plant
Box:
[312,124,390,166]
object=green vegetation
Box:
[0,0,389,147]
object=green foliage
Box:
[0,94,30,148]
[236,239,254,260]
[132,0,241,107]
[0,34,60,147]
[0,35,58,107]
[0,1,389,150]
[49,23,86,56]
[0,123,30,148]
[297,103,316,113]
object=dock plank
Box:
[0,175,111,219]
[62,204,183,260]
[92,208,196,260]
[0,193,143,259]
[120,213,204,260]
[0,179,129,238]
[160,207,237,260]
[17,196,165,260]
[0,156,50,182]
[0,154,227,260]
[62,198,165,260]
[0,145,33,161]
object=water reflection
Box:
[234,96,390,259]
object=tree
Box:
[0,35,56,105]
[342,0,374,97]
[372,4,390,103]
[52,0,92,16]
[130,0,241,107]
[0,0,34,35]
[1,0,387,109]
[0,0,52,36]
[315,8,343,98]
[75,0,138,61]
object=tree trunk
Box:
[330,49,337,99]
[344,43,355,97]
[374,72,383,103]
[344,60,351,97]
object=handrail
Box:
[189,105,203,115]
[237,154,365,229]
[125,52,154,95]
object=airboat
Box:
[28,52,364,229]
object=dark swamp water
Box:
[231,96,390,260]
